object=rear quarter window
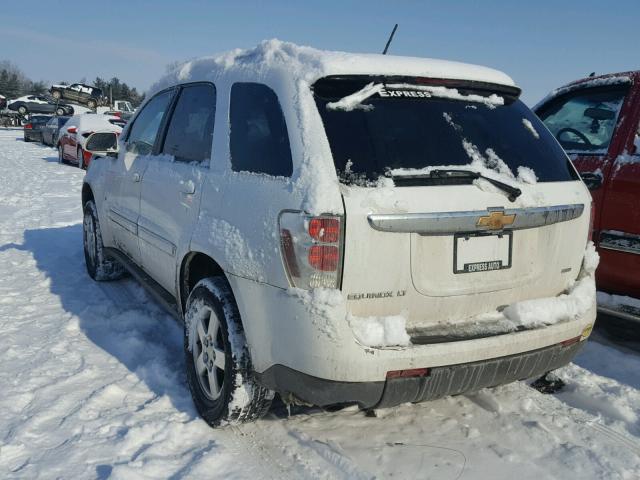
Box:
[162,83,216,163]
[229,83,293,177]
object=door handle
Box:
[180,180,196,194]
[132,172,141,182]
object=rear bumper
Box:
[229,274,596,385]
[24,131,42,141]
[256,340,585,408]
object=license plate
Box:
[454,232,512,274]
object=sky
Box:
[0,0,638,105]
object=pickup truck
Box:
[535,71,640,322]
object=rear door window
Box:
[162,83,216,163]
[536,86,629,154]
[313,77,577,185]
[229,83,293,177]
[125,89,173,155]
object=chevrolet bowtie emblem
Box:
[477,211,516,230]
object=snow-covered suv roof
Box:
[147,40,518,216]
[150,39,515,95]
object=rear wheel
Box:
[51,90,61,99]
[17,106,27,115]
[83,200,127,281]
[185,278,274,427]
[88,99,97,109]
[56,107,65,116]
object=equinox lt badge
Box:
[348,290,406,300]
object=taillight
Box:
[588,203,595,243]
[308,218,340,243]
[279,212,344,290]
[24,123,32,129]
[308,245,339,271]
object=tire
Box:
[24,136,31,142]
[88,99,97,109]
[83,200,127,281]
[18,106,27,115]
[77,147,84,169]
[56,107,65,116]
[185,278,274,427]
[52,90,61,99]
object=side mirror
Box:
[67,126,77,134]
[580,171,603,191]
[85,132,119,157]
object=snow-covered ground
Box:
[1,128,639,479]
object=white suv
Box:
[82,40,597,427]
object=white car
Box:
[81,40,597,427]
[58,113,125,168]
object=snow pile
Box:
[287,287,345,341]
[522,118,540,139]
[516,166,538,184]
[347,313,411,347]
[502,242,598,328]
[205,218,265,281]
[288,287,411,347]
[327,82,382,111]
[326,82,504,112]
[387,83,504,107]
[150,39,515,97]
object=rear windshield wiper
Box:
[393,169,522,202]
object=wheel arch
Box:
[81,183,94,210]
[179,251,228,313]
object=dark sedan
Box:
[24,115,52,142]
[8,95,74,116]
[42,116,70,146]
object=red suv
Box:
[536,71,640,321]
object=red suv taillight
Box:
[279,212,344,289]
[24,123,32,129]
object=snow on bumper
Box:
[228,245,597,385]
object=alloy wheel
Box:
[192,308,226,400]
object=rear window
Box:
[31,116,50,124]
[313,77,577,185]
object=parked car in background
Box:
[97,100,136,120]
[58,114,124,168]
[23,115,52,142]
[535,71,640,321]
[42,115,70,146]
[8,95,74,116]
[81,42,596,427]
[50,83,104,109]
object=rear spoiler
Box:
[313,75,521,101]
